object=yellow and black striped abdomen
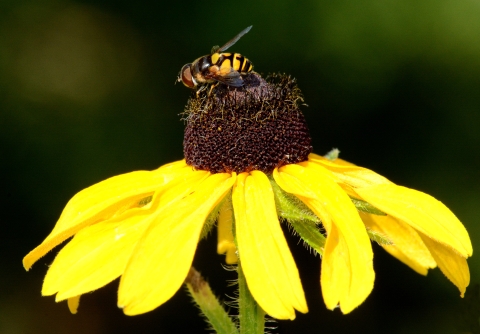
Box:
[211,53,253,73]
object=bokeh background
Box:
[2,0,479,333]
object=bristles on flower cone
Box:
[183,73,313,174]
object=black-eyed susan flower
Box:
[23,73,472,321]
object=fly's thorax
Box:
[191,55,213,84]
[182,73,312,174]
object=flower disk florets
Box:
[183,73,313,174]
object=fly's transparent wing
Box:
[206,67,244,87]
[214,26,252,54]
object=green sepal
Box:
[229,204,265,334]
[351,197,386,216]
[270,178,326,256]
[137,195,153,207]
[237,261,265,334]
[366,228,394,246]
[324,148,340,160]
[185,267,239,334]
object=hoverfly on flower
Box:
[178,26,253,94]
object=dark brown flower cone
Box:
[183,73,312,174]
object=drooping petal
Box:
[42,209,155,300]
[420,234,470,297]
[67,296,80,314]
[44,167,210,301]
[360,212,436,275]
[274,162,374,314]
[23,160,190,270]
[217,201,238,264]
[355,184,472,258]
[118,172,236,316]
[232,171,307,320]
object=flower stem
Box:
[237,261,265,334]
[185,267,238,334]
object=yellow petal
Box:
[274,162,374,314]
[420,234,470,297]
[42,209,154,300]
[355,184,472,258]
[118,172,236,315]
[309,154,392,188]
[217,201,238,264]
[309,153,357,166]
[23,160,189,270]
[67,296,80,314]
[360,212,436,275]
[232,171,307,320]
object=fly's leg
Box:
[208,83,219,96]
[196,85,207,98]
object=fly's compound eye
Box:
[180,64,195,88]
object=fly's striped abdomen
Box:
[211,53,253,74]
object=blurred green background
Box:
[2,0,479,333]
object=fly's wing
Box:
[206,67,244,87]
[216,71,244,87]
[214,26,252,54]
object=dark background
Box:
[1,1,479,333]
